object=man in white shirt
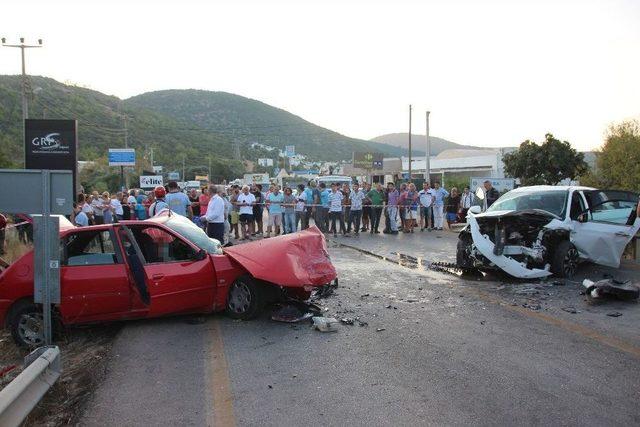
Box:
[111,193,124,221]
[205,186,225,243]
[237,185,256,240]
[91,191,105,224]
[418,182,435,231]
[328,183,345,237]
[348,182,366,236]
[459,186,474,221]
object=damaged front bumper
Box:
[466,214,553,279]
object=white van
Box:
[316,175,353,187]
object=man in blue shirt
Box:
[432,181,449,230]
[318,182,330,232]
[266,185,285,237]
[165,181,193,218]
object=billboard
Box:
[195,175,209,181]
[470,177,515,193]
[353,152,384,170]
[153,165,163,173]
[108,148,136,166]
[243,173,270,185]
[167,172,180,180]
[140,175,164,188]
[25,119,78,196]
[258,158,274,167]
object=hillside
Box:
[0,76,241,182]
[370,133,482,156]
[125,90,409,161]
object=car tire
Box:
[9,301,46,348]
[551,240,580,278]
[456,233,474,269]
[225,275,265,320]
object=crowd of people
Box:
[71,179,503,245]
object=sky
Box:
[1,0,639,151]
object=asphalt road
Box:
[81,232,640,426]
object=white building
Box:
[400,148,511,180]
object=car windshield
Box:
[487,189,568,218]
[163,215,223,255]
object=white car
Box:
[457,186,640,279]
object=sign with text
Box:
[140,175,164,188]
[167,172,180,180]
[285,145,295,157]
[153,165,163,173]
[25,119,78,195]
[108,148,136,166]
[470,177,515,193]
[353,152,384,170]
[195,175,209,181]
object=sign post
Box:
[0,169,72,345]
[108,148,136,191]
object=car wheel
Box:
[552,241,580,278]
[456,233,473,269]
[225,275,265,320]
[10,302,45,348]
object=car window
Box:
[63,230,118,266]
[589,200,636,225]
[570,192,585,220]
[130,225,195,263]
[487,190,568,218]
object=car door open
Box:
[572,190,640,267]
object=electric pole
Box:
[208,156,212,182]
[120,112,129,190]
[408,104,412,183]
[425,111,431,184]
[1,37,43,162]
[182,155,186,182]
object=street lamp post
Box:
[1,37,43,158]
[425,111,431,184]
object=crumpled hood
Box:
[223,226,337,287]
[474,209,560,221]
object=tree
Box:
[594,120,640,192]
[503,133,587,185]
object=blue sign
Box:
[284,145,295,157]
[108,148,136,166]
[168,172,180,180]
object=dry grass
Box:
[3,226,33,265]
[0,325,121,426]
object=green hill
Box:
[370,133,477,155]
[0,76,240,181]
[125,89,410,160]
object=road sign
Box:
[167,172,180,180]
[108,148,136,166]
[285,145,295,157]
[153,165,163,173]
[0,169,73,215]
[140,175,164,188]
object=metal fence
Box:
[0,346,61,427]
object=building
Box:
[342,148,513,185]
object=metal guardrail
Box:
[0,346,61,427]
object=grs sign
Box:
[25,119,78,196]
[30,132,71,154]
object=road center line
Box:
[207,318,236,427]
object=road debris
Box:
[583,279,640,302]
[561,307,578,314]
[607,312,623,317]
[312,317,339,332]
[376,328,386,332]
[311,279,339,300]
[340,318,355,325]
[271,300,322,323]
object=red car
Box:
[0,213,336,347]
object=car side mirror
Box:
[194,248,207,261]
[469,206,482,215]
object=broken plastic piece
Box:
[312,316,339,332]
[582,279,640,301]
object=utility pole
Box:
[425,111,431,184]
[121,112,129,190]
[1,37,43,163]
[208,156,212,182]
[408,104,412,183]
[182,155,186,182]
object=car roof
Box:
[509,185,595,193]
